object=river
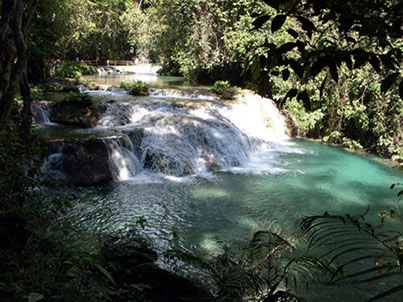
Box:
[36,74,402,301]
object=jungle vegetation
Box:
[0,0,402,301]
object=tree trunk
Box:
[0,0,38,127]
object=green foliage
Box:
[301,209,403,301]
[55,63,95,80]
[120,81,150,96]
[146,0,265,83]
[211,81,240,100]
[244,0,402,161]
[250,0,402,99]
[30,86,45,101]
[166,228,336,301]
[119,81,132,91]
[280,65,402,159]
[62,92,94,107]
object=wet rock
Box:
[143,147,194,176]
[62,138,112,185]
[50,100,107,128]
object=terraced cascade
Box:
[34,80,402,301]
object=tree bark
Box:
[0,0,38,127]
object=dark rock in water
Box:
[131,263,213,302]
[62,138,112,185]
[143,147,194,176]
[50,100,106,128]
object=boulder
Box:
[50,100,106,128]
[61,138,112,185]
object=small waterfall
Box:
[105,135,141,181]
[217,91,288,143]
[41,140,66,181]
[32,102,51,124]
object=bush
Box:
[211,80,239,100]
[120,81,150,96]
[55,63,95,80]
[61,92,94,107]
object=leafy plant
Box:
[55,63,95,80]
[120,81,150,96]
[300,209,403,301]
[62,92,94,107]
[166,227,336,301]
[211,81,240,100]
[119,81,132,91]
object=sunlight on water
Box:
[57,139,402,302]
[40,75,402,301]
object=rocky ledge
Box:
[48,138,113,186]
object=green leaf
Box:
[282,69,290,81]
[278,42,297,53]
[287,29,298,38]
[329,61,338,83]
[369,285,403,302]
[28,293,44,302]
[399,79,403,100]
[252,15,270,29]
[290,60,304,78]
[381,73,399,93]
[297,16,317,38]
[368,55,381,73]
[271,14,286,33]
[310,56,329,77]
[380,54,397,70]
[94,264,116,286]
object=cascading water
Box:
[105,135,141,181]
[39,80,403,302]
[89,89,290,180]
[32,102,52,124]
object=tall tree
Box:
[0,0,38,130]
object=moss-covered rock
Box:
[50,93,106,128]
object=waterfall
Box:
[94,90,289,178]
[105,135,141,181]
[32,102,51,124]
[217,91,288,143]
[42,89,292,184]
